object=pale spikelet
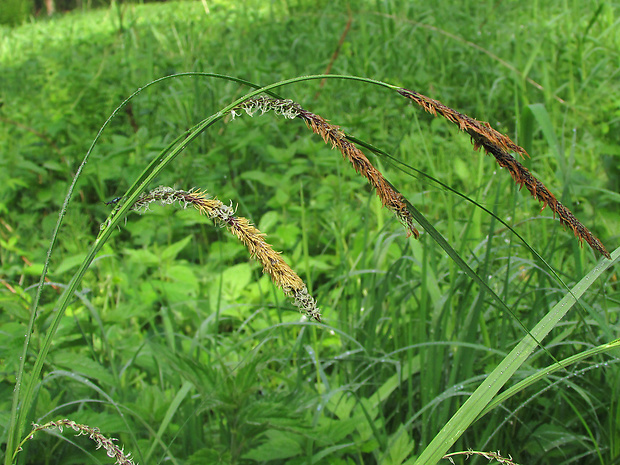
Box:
[131,187,321,321]
[443,449,520,465]
[24,419,135,465]
[231,96,302,120]
[397,88,611,259]
[232,97,420,239]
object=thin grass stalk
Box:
[130,186,320,321]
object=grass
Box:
[1,0,619,464]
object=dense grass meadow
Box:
[1,0,619,463]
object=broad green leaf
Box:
[161,235,192,261]
[50,351,115,386]
[383,425,416,465]
[242,430,303,461]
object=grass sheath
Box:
[130,186,321,321]
[232,97,421,239]
[396,88,611,259]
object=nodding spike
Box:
[397,86,610,259]
[127,186,321,320]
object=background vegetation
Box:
[0,0,618,464]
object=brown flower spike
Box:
[232,94,609,258]
[232,97,420,239]
[396,88,610,259]
[131,186,321,321]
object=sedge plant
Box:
[5,73,618,465]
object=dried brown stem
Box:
[374,12,566,105]
[314,10,353,100]
[0,115,60,154]
[397,88,610,259]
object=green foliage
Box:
[1,1,619,465]
[0,0,32,26]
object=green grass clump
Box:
[1,1,619,464]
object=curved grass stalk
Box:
[413,246,618,465]
[5,72,252,464]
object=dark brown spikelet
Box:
[397,88,611,259]
[295,108,420,239]
[397,89,529,159]
[232,97,420,239]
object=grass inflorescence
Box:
[396,87,611,259]
[19,420,135,465]
[131,186,321,321]
[233,96,420,238]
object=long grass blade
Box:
[413,246,618,465]
[479,338,620,419]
